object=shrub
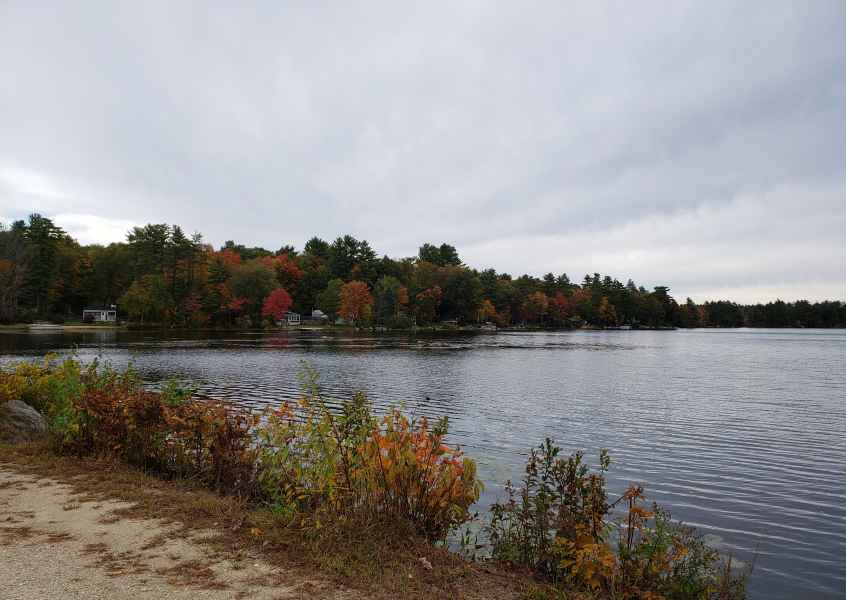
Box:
[3,356,748,599]
[0,364,27,404]
[1,356,258,495]
[163,399,259,494]
[256,367,482,538]
[1,355,104,433]
[357,408,481,538]
[4,357,481,538]
[488,438,748,599]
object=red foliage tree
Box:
[261,288,293,321]
[414,286,443,325]
[217,249,242,268]
[228,296,248,313]
[260,254,303,289]
[548,292,572,325]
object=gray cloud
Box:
[1,1,844,302]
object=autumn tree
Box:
[522,291,549,324]
[598,296,618,327]
[548,292,572,326]
[415,286,442,326]
[339,280,373,325]
[268,253,303,289]
[477,299,497,323]
[262,288,293,322]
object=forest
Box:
[1,214,844,329]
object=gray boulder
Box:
[0,400,47,444]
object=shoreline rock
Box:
[0,400,47,444]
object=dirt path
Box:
[0,468,359,600]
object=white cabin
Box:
[83,306,117,322]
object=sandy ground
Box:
[0,468,360,600]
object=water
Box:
[1,328,844,598]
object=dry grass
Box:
[80,542,154,578]
[1,441,534,600]
[0,525,38,545]
[157,559,230,590]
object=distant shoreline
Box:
[2,322,844,333]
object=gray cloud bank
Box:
[1,1,844,302]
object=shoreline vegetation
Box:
[2,321,683,333]
[0,319,837,334]
[2,215,844,331]
[1,356,749,599]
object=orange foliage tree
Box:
[522,291,550,324]
[598,296,618,326]
[477,298,497,323]
[339,280,373,324]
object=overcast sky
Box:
[1,2,844,303]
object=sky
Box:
[1,2,845,303]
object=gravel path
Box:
[0,468,360,600]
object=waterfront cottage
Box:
[275,311,301,326]
[82,305,117,323]
[310,309,329,322]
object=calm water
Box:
[2,328,845,598]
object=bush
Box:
[1,356,258,495]
[0,355,85,413]
[488,439,748,599]
[3,358,482,539]
[3,357,749,598]
[257,367,482,539]
[357,407,481,538]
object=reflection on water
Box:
[2,328,845,599]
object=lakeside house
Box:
[275,311,301,326]
[82,305,117,323]
[309,309,329,322]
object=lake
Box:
[1,328,844,598]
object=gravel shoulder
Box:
[0,468,359,600]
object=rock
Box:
[0,400,47,444]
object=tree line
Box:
[1,214,844,328]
